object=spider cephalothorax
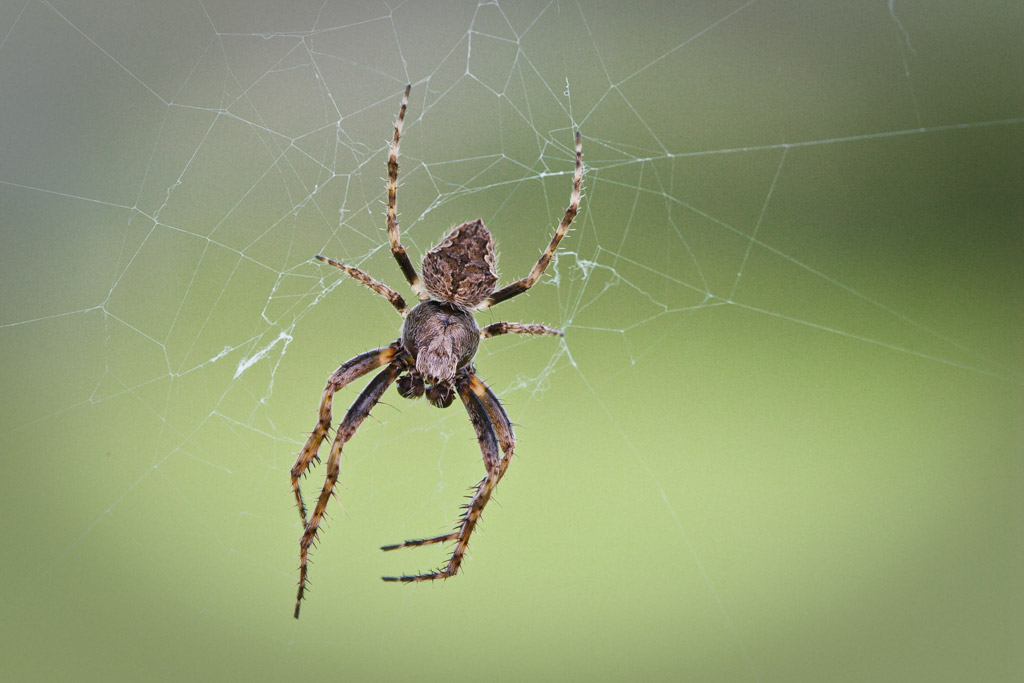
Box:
[400,299,479,407]
[290,85,583,618]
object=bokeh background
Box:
[1,1,1021,681]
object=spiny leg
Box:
[480,321,564,339]
[290,342,401,524]
[467,374,515,470]
[387,84,429,301]
[295,361,403,618]
[314,255,408,315]
[480,131,583,309]
[379,531,457,553]
[378,374,514,554]
[378,372,500,552]
[380,373,505,582]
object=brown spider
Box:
[291,85,583,618]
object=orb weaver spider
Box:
[291,85,583,618]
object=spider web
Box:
[1,1,1021,681]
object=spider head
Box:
[421,219,498,309]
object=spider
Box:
[291,85,583,618]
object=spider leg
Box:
[387,84,429,301]
[294,359,404,619]
[314,255,408,316]
[479,131,583,309]
[379,532,458,551]
[380,372,514,582]
[469,374,515,469]
[480,321,564,339]
[290,341,402,524]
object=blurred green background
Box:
[1,1,1021,681]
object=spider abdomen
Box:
[402,300,480,386]
[421,219,499,308]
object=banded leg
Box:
[290,341,402,524]
[480,321,564,339]
[469,374,515,474]
[296,360,404,618]
[387,84,428,301]
[380,372,513,582]
[314,255,408,316]
[480,131,583,309]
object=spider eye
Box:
[397,374,424,399]
[426,383,455,408]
